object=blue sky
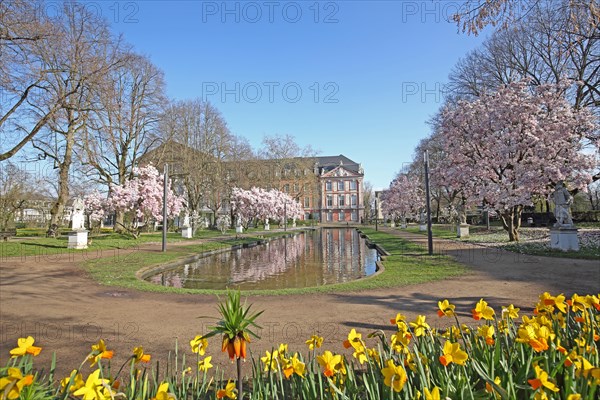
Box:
[101,0,490,190]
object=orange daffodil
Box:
[0,367,34,400]
[472,299,495,321]
[537,292,567,314]
[317,350,343,377]
[343,329,368,364]
[87,339,113,366]
[216,380,237,399]
[9,336,42,358]
[437,299,455,317]
[477,324,495,345]
[133,346,151,363]
[528,364,559,396]
[380,359,407,392]
[439,341,468,366]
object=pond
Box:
[145,228,379,290]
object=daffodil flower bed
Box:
[3,292,599,399]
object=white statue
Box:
[182,212,190,228]
[235,215,242,227]
[71,197,85,230]
[552,182,574,227]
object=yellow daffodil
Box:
[472,299,495,321]
[391,330,411,353]
[190,335,208,355]
[380,359,407,392]
[9,336,42,358]
[278,343,288,355]
[441,325,461,340]
[390,312,407,326]
[87,339,114,367]
[198,356,213,372]
[502,304,520,319]
[573,356,600,382]
[282,353,305,379]
[528,364,559,393]
[317,351,342,377]
[424,386,441,400]
[261,350,280,372]
[133,346,151,363]
[305,334,323,350]
[409,315,430,337]
[0,367,34,400]
[437,299,455,317]
[343,329,364,350]
[567,394,582,400]
[152,382,175,400]
[73,369,112,400]
[485,376,502,399]
[216,381,237,399]
[439,340,468,366]
[60,370,85,393]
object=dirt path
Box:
[1,227,598,377]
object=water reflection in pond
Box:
[146,228,379,290]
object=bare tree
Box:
[28,3,122,234]
[452,0,599,36]
[80,52,165,230]
[0,0,60,160]
[0,162,33,229]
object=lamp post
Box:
[424,151,433,255]
[162,163,168,252]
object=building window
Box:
[339,211,345,221]
[326,181,332,191]
[327,212,332,221]
[326,195,333,207]
[304,197,310,207]
[338,195,345,207]
[350,180,357,190]
[351,211,357,221]
[338,181,344,191]
[294,183,300,192]
[351,194,357,206]
[305,212,310,220]
[304,183,311,191]
[283,184,290,193]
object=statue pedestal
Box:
[68,230,88,249]
[401,223,407,229]
[236,226,243,234]
[549,227,579,251]
[390,221,396,228]
[457,224,470,238]
[264,223,270,231]
[181,227,193,239]
[419,224,427,231]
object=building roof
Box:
[316,155,362,174]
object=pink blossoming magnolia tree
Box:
[381,174,425,224]
[231,187,303,229]
[84,165,184,236]
[438,81,598,241]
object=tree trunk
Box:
[114,210,125,233]
[47,123,75,235]
[500,205,523,242]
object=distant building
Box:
[142,141,365,223]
